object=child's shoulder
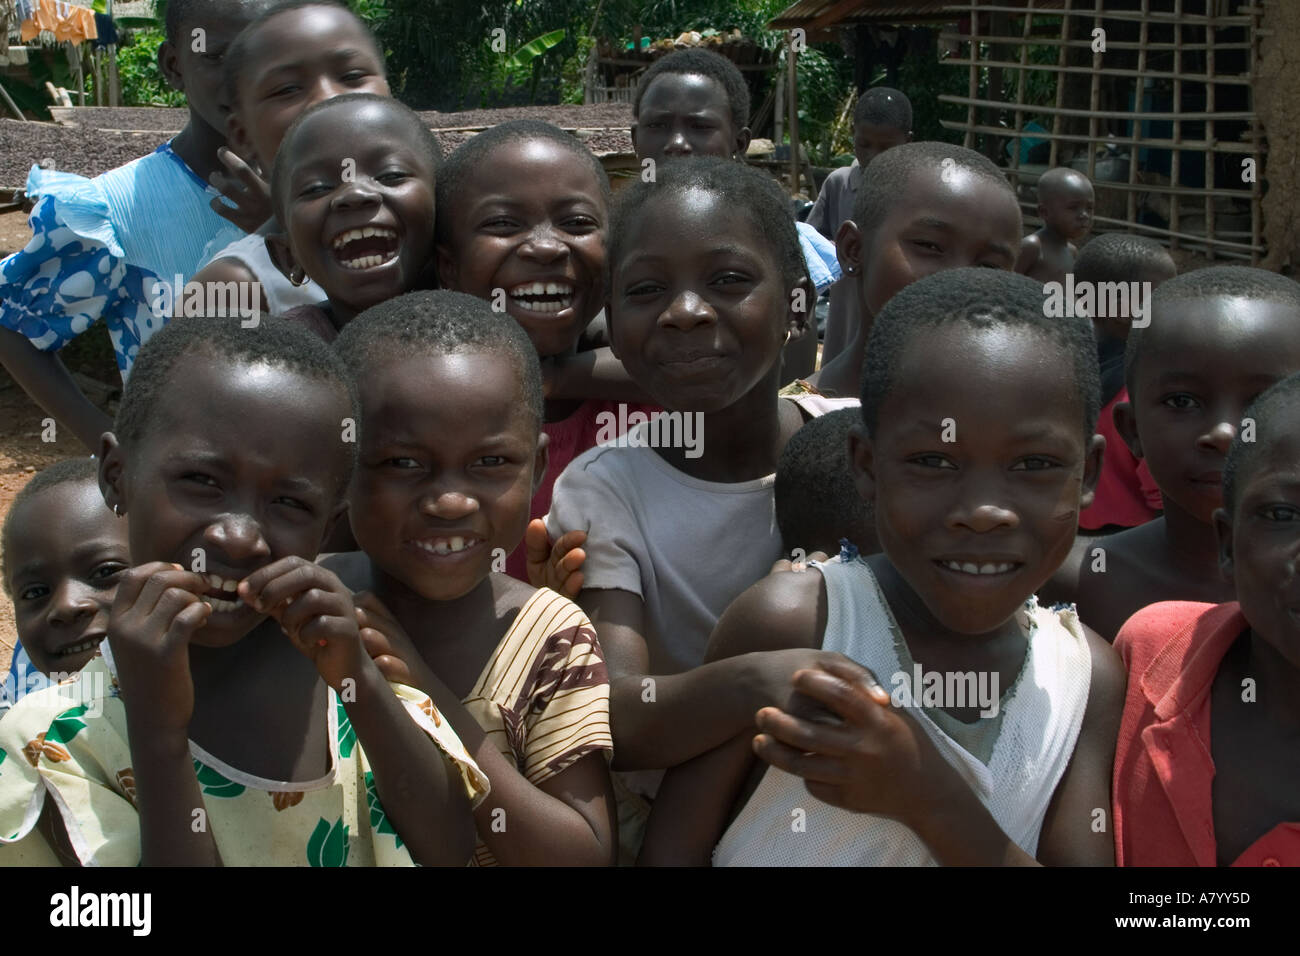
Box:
[1113,600,1239,670]
[706,560,828,661]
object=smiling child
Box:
[1114,371,1300,866]
[0,316,484,866]
[324,290,617,865]
[640,267,1125,866]
[2,460,129,688]
[1016,167,1095,286]
[266,94,439,338]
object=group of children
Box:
[0,0,1296,868]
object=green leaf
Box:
[45,705,89,746]
[306,816,351,867]
[192,760,246,798]
[363,771,403,850]
[505,29,566,71]
[336,698,357,759]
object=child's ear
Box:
[1212,506,1235,584]
[157,41,183,93]
[98,433,127,517]
[786,275,815,339]
[320,500,350,552]
[733,126,752,160]
[265,233,307,286]
[435,242,458,290]
[1078,433,1106,510]
[836,219,864,280]
[847,423,876,506]
[1113,400,1143,458]
[530,432,550,497]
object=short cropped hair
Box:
[1124,266,1300,399]
[114,316,360,484]
[775,408,872,555]
[1223,370,1300,516]
[222,0,384,109]
[1074,234,1174,287]
[854,87,912,131]
[166,0,280,46]
[609,156,808,295]
[271,94,441,221]
[862,267,1101,439]
[333,290,544,426]
[852,141,1014,239]
[633,48,750,132]
[1,458,102,594]
[1036,166,1092,203]
[434,120,611,242]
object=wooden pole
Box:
[787,35,800,195]
[1169,0,1183,250]
[1049,0,1072,167]
[1205,7,1216,258]
[1009,0,1034,186]
[1127,0,1149,229]
[966,0,978,150]
[1087,0,1102,183]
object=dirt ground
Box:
[0,208,119,674]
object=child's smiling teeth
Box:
[55,637,102,658]
[940,560,1018,576]
[509,281,574,314]
[200,573,243,612]
[415,536,480,556]
[330,225,399,270]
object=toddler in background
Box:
[1016,167,1094,285]
[1,459,129,713]
[806,87,911,367]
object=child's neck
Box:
[1240,628,1300,732]
[1036,225,1070,251]
[170,115,227,186]
[811,319,869,399]
[1158,500,1225,580]
[654,371,795,482]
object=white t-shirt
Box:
[545,422,783,676]
[204,222,326,317]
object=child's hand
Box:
[238,558,363,691]
[752,657,956,826]
[524,519,585,599]
[352,591,433,689]
[208,147,272,234]
[107,562,212,734]
[768,550,830,574]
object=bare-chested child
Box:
[1044,267,1300,640]
[1016,167,1094,286]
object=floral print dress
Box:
[0,653,488,866]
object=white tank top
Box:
[713,557,1091,867]
[208,228,326,317]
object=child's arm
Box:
[354,592,617,865]
[207,146,272,234]
[188,257,271,317]
[1015,233,1043,276]
[543,347,655,403]
[637,568,828,864]
[579,586,836,771]
[0,329,113,452]
[241,558,476,866]
[1034,625,1126,865]
[107,562,221,866]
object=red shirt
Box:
[1079,387,1162,531]
[1113,601,1300,866]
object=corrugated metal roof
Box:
[770,0,1065,30]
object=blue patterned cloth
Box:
[795,220,842,294]
[0,143,243,378]
[0,643,44,717]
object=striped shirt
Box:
[462,587,612,867]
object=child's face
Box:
[348,351,544,602]
[5,481,129,676]
[610,188,794,412]
[1124,298,1300,524]
[633,73,747,162]
[437,139,607,358]
[229,6,389,170]
[102,355,351,647]
[1217,403,1300,669]
[1039,176,1094,241]
[839,165,1022,325]
[274,102,435,315]
[853,121,909,169]
[162,9,254,135]
[855,323,1101,635]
